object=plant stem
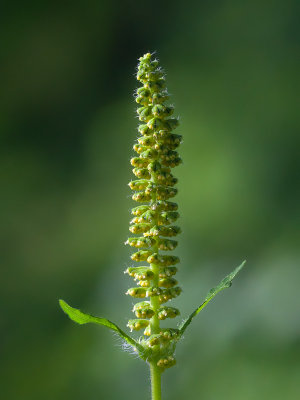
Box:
[148,126,162,399]
[150,171,160,335]
[150,362,162,400]
[150,260,160,334]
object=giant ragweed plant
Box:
[59,52,245,400]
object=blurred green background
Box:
[1,1,299,399]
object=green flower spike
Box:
[59,52,245,400]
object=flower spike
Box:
[125,54,183,368]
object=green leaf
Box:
[178,261,246,336]
[59,299,144,354]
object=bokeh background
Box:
[1,1,299,399]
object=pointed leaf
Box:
[178,261,246,336]
[59,299,144,353]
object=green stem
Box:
[149,159,162,399]
[150,362,162,400]
[150,171,160,335]
[150,262,160,334]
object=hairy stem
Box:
[150,362,162,400]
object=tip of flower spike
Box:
[140,52,151,60]
[139,52,155,62]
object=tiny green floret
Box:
[59,52,245,400]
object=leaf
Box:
[178,260,246,337]
[59,299,144,354]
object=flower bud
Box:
[126,287,147,298]
[136,95,149,106]
[138,124,151,136]
[127,319,149,331]
[157,238,178,251]
[161,156,182,168]
[147,334,161,347]
[138,136,155,146]
[146,70,164,81]
[138,280,151,287]
[131,205,149,216]
[158,306,180,320]
[137,106,152,122]
[147,160,161,173]
[143,226,160,237]
[136,87,151,97]
[145,79,166,92]
[153,131,182,149]
[125,237,155,249]
[132,191,152,202]
[144,325,151,336]
[129,223,152,234]
[157,211,179,225]
[128,179,149,191]
[136,210,156,223]
[133,301,150,310]
[145,184,178,201]
[158,287,182,303]
[157,356,176,369]
[130,157,149,168]
[150,201,178,212]
[153,143,168,154]
[164,118,179,131]
[135,307,154,318]
[146,287,163,297]
[131,250,153,262]
[152,104,174,118]
[137,70,147,82]
[160,328,179,341]
[158,277,178,288]
[133,303,154,318]
[133,144,146,154]
[145,225,180,237]
[130,217,141,224]
[125,266,154,280]
[160,150,179,162]
[147,253,180,267]
[158,266,178,278]
[155,171,178,187]
[147,117,165,131]
[151,91,169,104]
[140,148,159,159]
[132,168,151,179]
